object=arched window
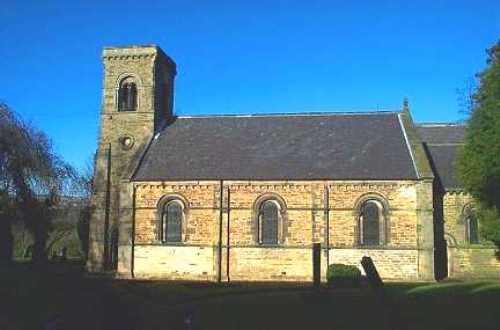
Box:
[118,77,137,111]
[161,200,183,243]
[359,200,386,246]
[258,200,280,245]
[465,210,479,244]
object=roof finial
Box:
[403,97,409,112]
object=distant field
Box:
[1,262,499,330]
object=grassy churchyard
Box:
[1,262,500,330]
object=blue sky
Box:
[1,0,499,170]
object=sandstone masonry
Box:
[86,45,500,282]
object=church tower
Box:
[87,45,176,274]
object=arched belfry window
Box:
[464,207,479,244]
[358,199,387,246]
[118,77,137,111]
[160,200,184,243]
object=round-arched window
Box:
[258,200,280,245]
[161,200,183,243]
[118,77,137,111]
[465,209,479,244]
[358,199,387,246]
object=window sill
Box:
[257,243,282,248]
[356,244,387,249]
[156,241,184,246]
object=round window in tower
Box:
[120,135,135,150]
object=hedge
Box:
[327,264,362,287]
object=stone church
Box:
[87,45,500,282]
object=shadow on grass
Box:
[2,262,500,330]
[113,280,320,308]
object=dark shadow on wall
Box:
[110,226,119,271]
[421,143,448,280]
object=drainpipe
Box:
[325,185,330,268]
[218,180,223,283]
[226,187,231,282]
[103,144,112,270]
[131,184,136,278]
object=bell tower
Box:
[87,45,176,274]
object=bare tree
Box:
[76,156,94,261]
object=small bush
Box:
[327,264,361,287]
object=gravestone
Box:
[361,256,383,290]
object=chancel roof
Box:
[417,124,466,190]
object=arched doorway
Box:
[444,233,457,279]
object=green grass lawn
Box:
[1,262,500,330]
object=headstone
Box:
[361,256,383,290]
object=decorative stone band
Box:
[133,243,420,250]
[103,54,156,61]
[134,182,418,193]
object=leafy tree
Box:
[0,102,75,265]
[457,41,500,245]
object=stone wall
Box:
[449,247,500,279]
[229,247,313,282]
[329,248,418,281]
[134,245,216,280]
[443,192,473,244]
[443,191,500,278]
[131,180,433,281]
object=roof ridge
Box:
[176,110,400,119]
[417,122,466,127]
[426,143,465,146]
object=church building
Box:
[87,45,500,281]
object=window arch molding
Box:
[115,73,142,112]
[252,193,288,245]
[353,193,391,247]
[458,203,475,224]
[156,194,189,243]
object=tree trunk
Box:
[0,217,13,266]
[31,220,49,265]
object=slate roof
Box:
[133,112,419,181]
[416,124,466,144]
[417,124,466,190]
